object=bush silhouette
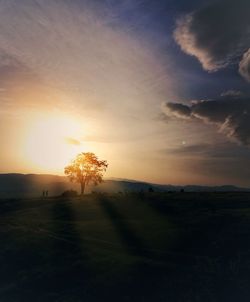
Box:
[61,190,78,198]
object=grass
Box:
[1,192,250,301]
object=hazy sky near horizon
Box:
[0,0,250,186]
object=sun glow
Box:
[23,112,85,172]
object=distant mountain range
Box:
[0,173,249,199]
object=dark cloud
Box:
[174,0,250,73]
[162,102,191,119]
[163,95,250,145]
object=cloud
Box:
[167,142,250,159]
[162,102,191,119]
[0,0,176,151]
[239,49,250,82]
[174,0,250,72]
[0,0,173,116]
[220,90,244,97]
[163,95,250,145]
[65,137,81,146]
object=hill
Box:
[0,173,249,198]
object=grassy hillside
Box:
[1,192,250,301]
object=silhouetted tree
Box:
[64,152,108,195]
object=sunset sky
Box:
[1,0,250,186]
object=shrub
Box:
[61,190,78,198]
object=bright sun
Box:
[23,112,84,172]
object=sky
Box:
[0,0,250,186]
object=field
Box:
[1,192,250,302]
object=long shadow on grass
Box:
[0,198,22,216]
[35,198,93,300]
[0,197,93,302]
[97,195,183,302]
[99,196,154,259]
[137,193,250,302]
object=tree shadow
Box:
[53,199,90,284]
[0,198,22,216]
[136,193,250,302]
[98,196,154,259]
[24,198,93,301]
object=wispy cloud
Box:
[0,0,173,116]
[64,137,81,146]
[166,142,250,158]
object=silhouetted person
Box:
[46,190,48,197]
[42,190,45,197]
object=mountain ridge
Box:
[0,173,249,198]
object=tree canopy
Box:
[64,152,108,195]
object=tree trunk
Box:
[80,181,86,195]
